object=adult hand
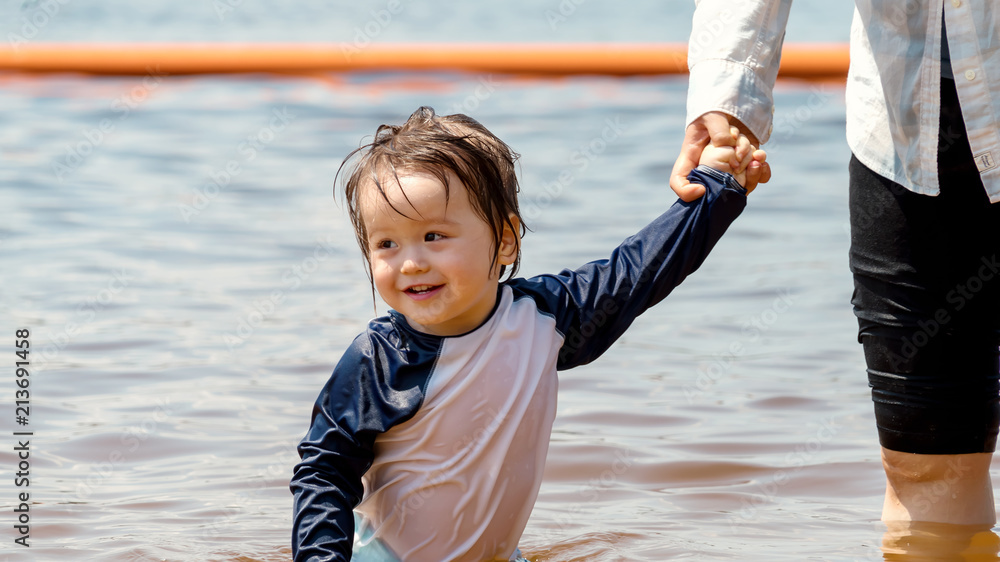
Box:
[669,111,771,201]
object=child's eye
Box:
[375,240,396,250]
[425,232,445,242]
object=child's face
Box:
[360,169,517,336]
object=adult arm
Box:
[669,0,792,201]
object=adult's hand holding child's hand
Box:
[699,126,767,189]
[670,111,771,200]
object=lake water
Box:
[0,0,853,44]
[5,1,996,561]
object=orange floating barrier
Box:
[0,43,848,79]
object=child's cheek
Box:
[371,259,394,286]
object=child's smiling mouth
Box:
[404,284,444,300]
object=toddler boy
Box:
[291,108,762,561]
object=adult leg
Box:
[849,146,1000,524]
[866,322,999,524]
[850,71,1000,524]
[880,448,995,524]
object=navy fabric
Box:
[290,167,745,561]
[511,166,747,369]
[291,319,444,560]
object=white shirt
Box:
[686,0,1000,203]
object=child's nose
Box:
[399,249,429,274]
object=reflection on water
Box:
[882,521,1000,561]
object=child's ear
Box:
[498,215,521,266]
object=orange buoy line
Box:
[0,43,849,79]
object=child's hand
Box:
[698,126,767,192]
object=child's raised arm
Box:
[509,165,747,370]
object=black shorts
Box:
[848,77,1000,455]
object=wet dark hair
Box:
[337,106,525,282]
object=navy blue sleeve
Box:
[290,321,438,561]
[509,166,746,369]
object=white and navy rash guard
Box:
[291,167,746,562]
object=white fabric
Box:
[687,0,1000,202]
[354,286,560,561]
